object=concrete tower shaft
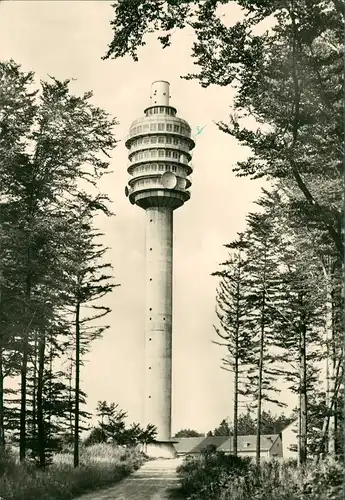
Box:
[144,207,173,440]
[125,82,194,456]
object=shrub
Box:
[0,447,16,476]
[177,448,252,499]
[301,458,343,500]
[177,453,344,500]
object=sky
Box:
[0,1,294,434]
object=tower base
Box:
[140,440,177,459]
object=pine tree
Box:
[243,211,287,466]
[212,235,252,455]
[60,199,118,468]
[0,60,118,463]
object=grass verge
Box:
[0,443,146,500]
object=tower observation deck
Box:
[125,81,195,457]
[125,80,195,208]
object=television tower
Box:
[125,81,195,457]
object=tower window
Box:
[166,123,173,131]
[158,123,164,131]
[173,152,178,159]
[158,136,164,143]
[166,137,171,143]
[151,151,156,157]
[148,109,152,115]
[153,107,158,114]
[144,151,149,158]
[173,125,179,132]
[150,136,157,143]
[172,166,177,172]
[158,150,164,157]
[158,165,164,171]
[144,137,149,143]
[166,151,171,157]
[173,138,178,145]
[150,124,156,131]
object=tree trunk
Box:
[322,259,336,456]
[20,330,29,462]
[315,351,344,463]
[68,358,74,438]
[0,348,5,448]
[256,254,266,467]
[299,321,307,465]
[32,331,38,444]
[256,321,264,466]
[233,349,238,456]
[47,342,53,441]
[37,332,46,467]
[0,279,4,449]
[328,287,336,456]
[20,246,33,462]
[74,302,81,468]
[233,267,240,456]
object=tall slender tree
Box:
[60,198,118,468]
[212,236,252,455]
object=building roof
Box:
[281,419,298,433]
[174,435,280,454]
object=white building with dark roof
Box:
[174,434,282,459]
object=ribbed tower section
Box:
[125,81,195,457]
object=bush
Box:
[0,443,145,500]
[301,458,343,500]
[0,447,17,476]
[177,452,344,500]
[177,447,252,499]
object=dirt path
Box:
[76,458,184,500]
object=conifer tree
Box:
[60,198,118,468]
[0,60,118,462]
[243,211,287,466]
[212,235,252,455]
